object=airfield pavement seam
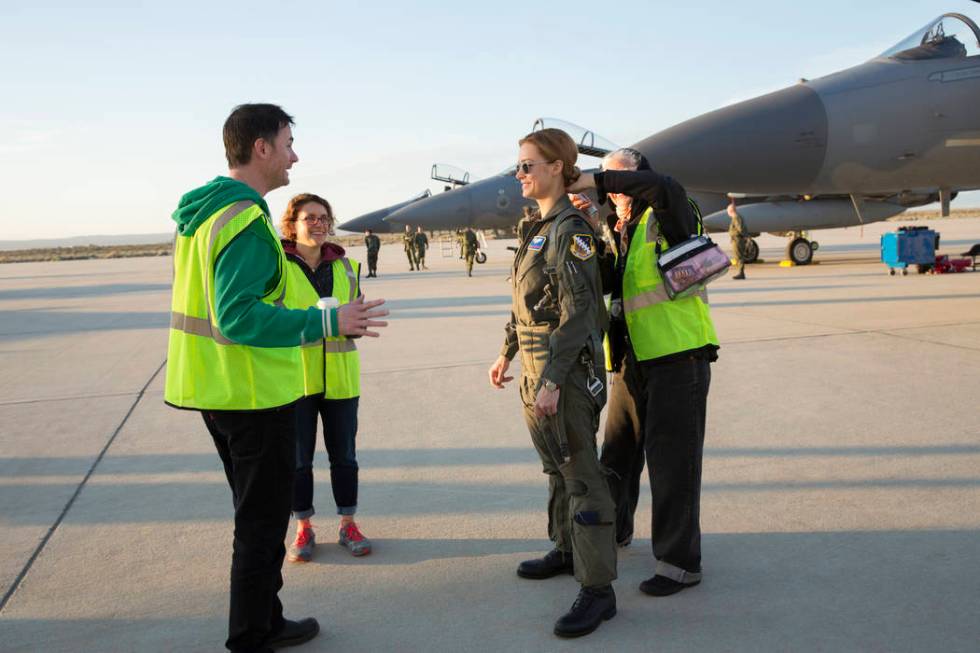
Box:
[876,329,980,353]
[0,358,167,614]
[0,390,140,407]
[720,314,980,348]
[362,359,490,375]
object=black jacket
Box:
[594,167,717,368]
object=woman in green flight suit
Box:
[487,129,617,639]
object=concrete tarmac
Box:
[1,218,979,652]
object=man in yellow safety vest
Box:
[165,103,388,652]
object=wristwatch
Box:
[542,378,559,392]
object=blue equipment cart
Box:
[881,226,938,275]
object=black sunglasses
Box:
[517,159,555,175]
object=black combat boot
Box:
[553,585,617,638]
[516,548,573,579]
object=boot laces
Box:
[571,588,596,613]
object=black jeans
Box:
[203,406,297,653]
[599,354,644,545]
[600,347,711,574]
[292,395,359,518]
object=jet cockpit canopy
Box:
[881,13,980,60]
[531,118,619,158]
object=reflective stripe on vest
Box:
[622,207,718,361]
[164,201,305,410]
[281,256,361,400]
[324,258,360,399]
[283,259,325,397]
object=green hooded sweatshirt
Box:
[172,176,337,347]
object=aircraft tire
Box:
[475,252,487,264]
[743,239,760,264]
[788,237,813,265]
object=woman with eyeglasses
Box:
[279,193,372,563]
[487,129,617,638]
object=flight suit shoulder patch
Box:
[528,235,546,251]
[569,233,595,261]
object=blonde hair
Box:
[518,128,581,186]
[279,193,333,241]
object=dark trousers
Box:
[599,356,644,545]
[292,395,359,518]
[367,251,378,275]
[203,406,297,653]
[599,348,711,574]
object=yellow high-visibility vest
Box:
[622,207,718,361]
[165,201,305,410]
[282,255,361,400]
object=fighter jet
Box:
[639,11,980,264]
[359,12,980,265]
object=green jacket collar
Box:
[172,176,270,236]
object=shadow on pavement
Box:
[4,444,977,477]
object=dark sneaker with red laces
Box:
[339,522,372,556]
[287,529,315,563]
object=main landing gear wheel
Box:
[788,237,814,265]
[742,239,760,264]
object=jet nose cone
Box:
[387,188,473,229]
[338,208,394,234]
[633,84,828,195]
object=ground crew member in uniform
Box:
[414,225,429,269]
[462,227,479,277]
[364,228,380,277]
[728,201,747,279]
[488,128,617,639]
[455,229,465,259]
[164,103,388,652]
[403,224,418,271]
[569,147,718,598]
[279,194,372,563]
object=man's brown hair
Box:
[223,103,295,167]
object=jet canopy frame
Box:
[531,117,619,158]
[431,164,471,187]
[881,13,980,60]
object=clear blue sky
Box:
[2,1,978,240]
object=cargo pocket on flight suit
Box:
[560,462,617,586]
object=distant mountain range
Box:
[0,233,174,251]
